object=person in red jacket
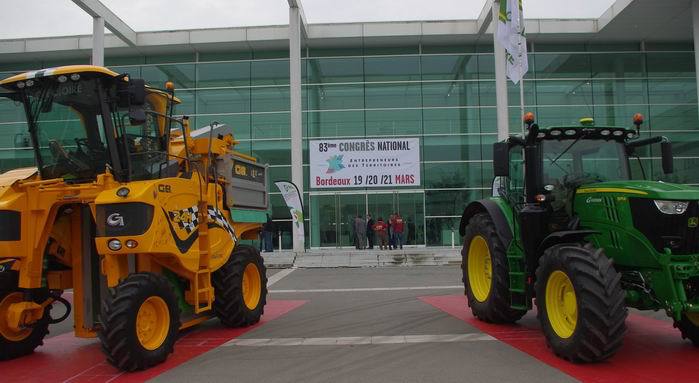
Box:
[392,212,405,249]
[373,217,388,250]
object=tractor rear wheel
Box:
[676,313,699,346]
[462,213,525,323]
[212,244,268,327]
[535,244,627,363]
[0,271,51,361]
[99,273,181,371]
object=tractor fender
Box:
[536,230,599,255]
[459,199,513,248]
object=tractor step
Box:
[507,250,531,310]
[186,269,213,314]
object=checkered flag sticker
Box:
[168,205,199,234]
[167,204,237,243]
[208,206,237,243]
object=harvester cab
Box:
[460,112,699,363]
[0,65,269,371]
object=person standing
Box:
[366,213,375,249]
[373,217,388,250]
[354,214,366,249]
[262,214,275,252]
[393,212,405,250]
[388,214,395,250]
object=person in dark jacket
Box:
[366,213,375,249]
[262,214,275,252]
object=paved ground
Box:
[8,265,699,383]
[154,266,573,383]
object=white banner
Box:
[310,138,420,189]
[496,0,528,84]
[274,181,305,241]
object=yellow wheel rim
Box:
[467,235,492,302]
[242,263,262,310]
[545,270,578,339]
[687,312,699,326]
[0,292,32,342]
[136,296,170,351]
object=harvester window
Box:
[21,78,107,181]
[112,100,170,181]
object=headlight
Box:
[653,200,689,215]
[108,239,122,251]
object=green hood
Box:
[576,180,699,200]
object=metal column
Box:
[289,5,305,252]
[693,0,699,114]
[492,1,509,140]
[92,16,104,67]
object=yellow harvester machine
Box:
[0,65,269,371]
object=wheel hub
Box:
[136,296,170,351]
[0,292,33,342]
[467,235,492,302]
[242,263,262,310]
[545,270,578,339]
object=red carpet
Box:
[420,294,699,383]
[0,300,307,383]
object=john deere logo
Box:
[689,217,698,228]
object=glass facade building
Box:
[1,42,698,248]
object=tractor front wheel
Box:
[676,313,699,346]
[535,244,627,363]
[462,213,525,323]
[99,273,181,371]
[0,271,51,361]
[212,244,268,327]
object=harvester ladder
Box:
[194,200,214,313]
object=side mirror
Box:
[129,105,146,125]
[661,141,673,174]
[128,79,146,106]
[493,142,509,177]
[492,176,505,197]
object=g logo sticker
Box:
[107,212,125,227]
[688,217,698,228]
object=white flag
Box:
[496,0,528,84]
[274,181,305,241]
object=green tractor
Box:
[459,112,699,362]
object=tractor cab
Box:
[0,65,181,183]
[492,113,673,233]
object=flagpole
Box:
[493,0,509,141]
[520,80,525,135]
[519,2,525,136]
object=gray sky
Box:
[1,0,616,39]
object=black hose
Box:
[48,291,71,325]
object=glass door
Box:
[314,194,337,248]
[397,192,425,246]
[338,194,366,247]
[309,191,425,248]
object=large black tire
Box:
[676,314,699,346]
[0,271,51,361]
[99,273,181,371]
[212,244,268,327]
[535,244,627,363]
[462,213,526,323]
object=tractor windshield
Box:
[542,139,629,187]
[13,77,108,181]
